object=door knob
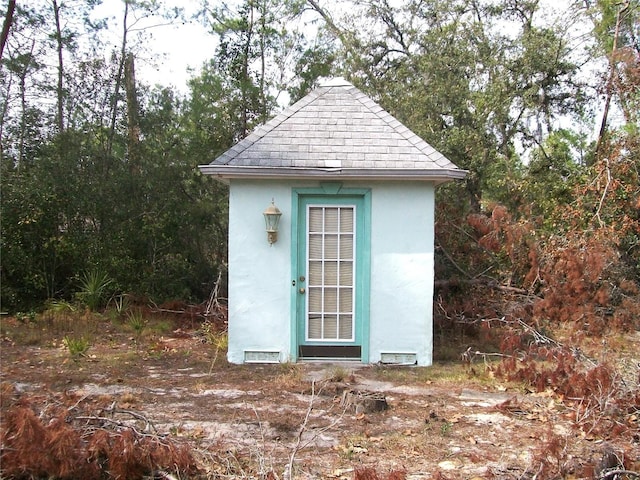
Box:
[299,287,306,294]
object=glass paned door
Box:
[306,205,355,342]
[295,191,369,361]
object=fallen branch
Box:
[205,269,224,318]
[76,405,161,436]
[599,470,640,480]
[75,416,164,441]
[284,381,317,480]
[593,158,612,228]
[461,346,515,364]
[435,239,474,279]
[284,380,347,480]
[434,277,531,295]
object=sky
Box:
[92,0,215,91]
[86,0,610,135]
[89,0,580,93]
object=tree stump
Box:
[340,390,388,414]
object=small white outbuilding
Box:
[199,78,466,365]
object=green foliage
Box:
[47,300,76,315]
[0,83,228,311]
[322,0,585,211]
[76,270,114,311]
[1,0,637,337]
[288,42,337,102]
[516,130,590,229]
[110,294,131,317]
[199,320,228,371]
[62,335,90,359]
[16,311,37,324]
[326,365,350,383]
[126,309,146,337]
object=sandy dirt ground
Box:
[1,325,639,479]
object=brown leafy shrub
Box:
[495,340,638,441]
[438,198,639,346]
[1,400,199,479]
[354,467,406,480]
[1,403,101,479]
[533,231,640,334]
[467,204,540,289]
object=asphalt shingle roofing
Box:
[199,78,466,182]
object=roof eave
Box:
[198,165,468,184]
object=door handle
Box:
[299,288,306,294]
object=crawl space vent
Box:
[380,353,417,365]
[244,350,280,363]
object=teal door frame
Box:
[290,185,371,362]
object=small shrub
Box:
[274,363,304,390]
[110,293,131,316]
[16,311,36,324]
[326,365,351,382]
[126,310,146,337]
[41,300,77,333]
[199,320,226,344]
[48,300,76,314]
[440,421,453,436]
[62,336,89,360]
[76,270,114,311]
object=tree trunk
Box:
[241,5,254,138]
[124,52,140,174]
[0,0,16,60]
[259,0,267,124]
[595,1,629,160]
[52,0,65,133]
[107,1,129,160]
[17,40,37,170]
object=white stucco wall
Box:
[226,180,435,366]
[368,183,435,366]
[226,181,293,363]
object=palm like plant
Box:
[77,270,114,311]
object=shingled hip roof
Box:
[199,78,467,183]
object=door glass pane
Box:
[309,261,322,285]
[324,235,338,259]
[309,209,323,232]
[340,234,353,259]
[324,315,337,338]
[339,262,353,286]
[325,208,339,231]
[324,287,337,311]
[339,315,353,339]
[324,261,337,285]
[309,234,322,259]
[339,288,353,311]
[308,287,321,311]
[340,209,354,233]
[308,316,322,339]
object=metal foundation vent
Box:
[379,352,417,365]
[244,350,280,363]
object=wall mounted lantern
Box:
[263,199,282,245]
